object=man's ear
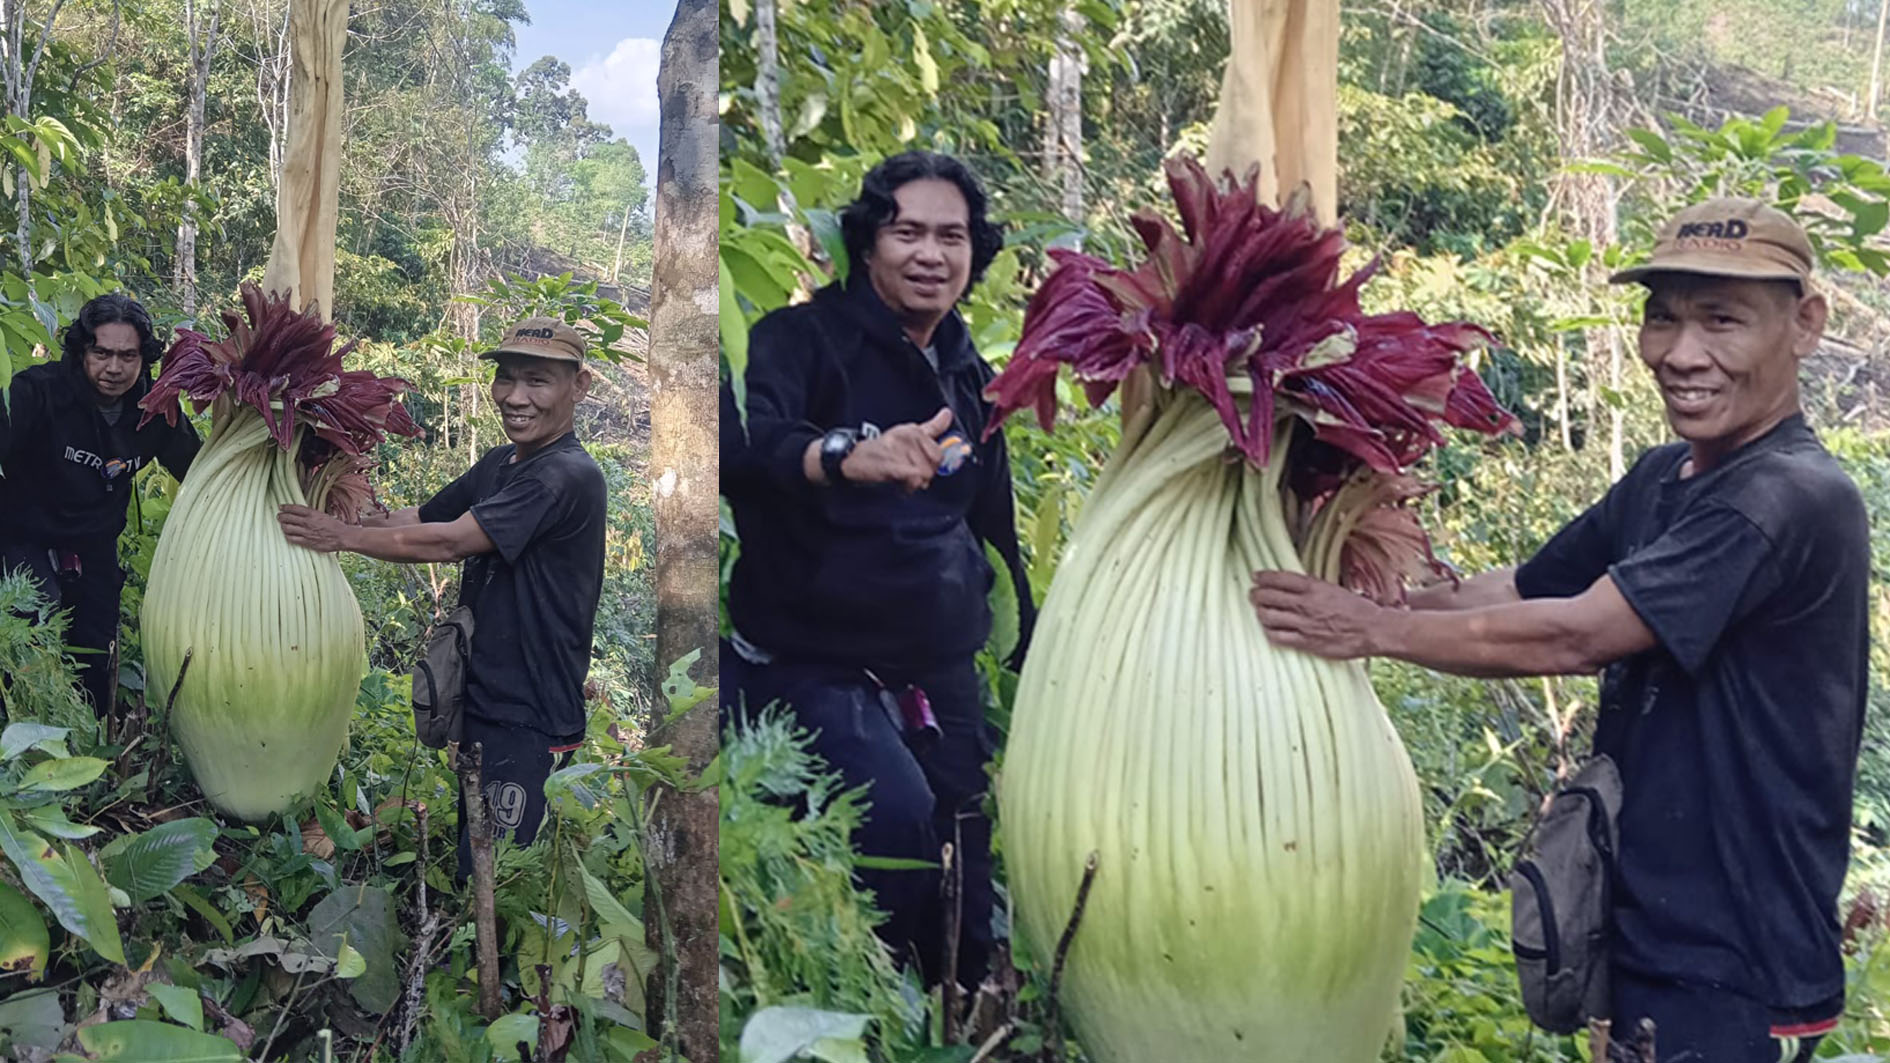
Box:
[574,366,594,400]
[1792,289,1829,360]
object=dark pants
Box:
[1611,967,1832,1063]
[454,714,582,881]
[2,540,124,716]
[721,640,997,989]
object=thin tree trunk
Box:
[1869,0,1888,119]
[645,0,719,1057]
[1543,0,1623,477]
[175,0,221,316]
[1556,334,1573,452]
[270,0,288,190]
[446,193,480,464]
[755,0,783,166]
[2,0,72,309]
[242,0,290,196]
[1044,5,1084,240]
[610,199,630,284]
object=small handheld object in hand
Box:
[936,433,973,476]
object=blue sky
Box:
[510,0,671,188]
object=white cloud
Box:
[572,37,661,144]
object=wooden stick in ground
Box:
[968,1022,1014,1063]
[395,909,448,1056]
[458,740,501,1020]
[1041,850,1099,1063]
[393,804,438,1057]
[940,839,961,1043]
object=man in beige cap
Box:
[279,316,608,881]
[1251,198,1865,1061]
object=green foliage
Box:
[719,710,925,1060]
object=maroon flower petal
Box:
[982,153,1516,479]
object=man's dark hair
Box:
[62,293,162,368]
[840,151,1004,287]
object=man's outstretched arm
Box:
[1251,569,1655,678]
[277,505,494,563]
[1405,566,1521,611]
[358,506,422,529]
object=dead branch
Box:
[457,740,502,1020]
[940,838,962,1042]
[1041,851,1100,1063]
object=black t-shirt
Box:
[417,432,606,738]
[1516,415,1868,1010]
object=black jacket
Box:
[0,357,200,548]
[722,276,1035,675]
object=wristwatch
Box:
[819,427,860,484]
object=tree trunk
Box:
[1870,0,1889,119]
[2,0,75,308]
[1543,0,1623,477]
[1043,5,1084,240]
[250,0,291,194]
[755,0,783,166]
[175,0,221,316]
[610,198,631,284]
[644,0,719,1058]
[1555,334,1573,452]
[446,192,480,464]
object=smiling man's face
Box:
[490,354,589,456]
[1637,272,1825,467]
[866,178,972,333]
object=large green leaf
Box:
[77,1021,241,1060]
[20,804,100,839]
[18,755,107,792]
[0,988,63,1049]
[723,241,792,312]
[983,542,1018,663]
[576,860,658,1014]
[64,837,125,965]
[0,723,66,760]
[486,1012,540,1060]
[101,817,218,904]
[721,255,749,431]
[913,25,939,95]
[0,809,123,964]
[170,884,233,944]
[1852,199,1889,241]
[308,885,406,1014]
[1624,127,1673,164]
[739,1007,871,1063]
[803,209,847,283]
[146,983,204,1032]
[0,880,48,979]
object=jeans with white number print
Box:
[454,714,582,882]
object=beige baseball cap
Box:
[1609,197,1815,287]
[479,316,588,363]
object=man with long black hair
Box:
[721,151,1035,992]
[0,294,201,714]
